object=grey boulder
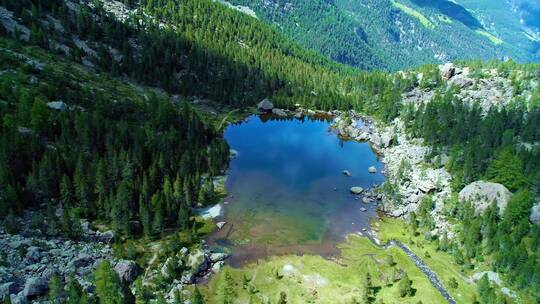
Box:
[530,203,540,225]
[258,99,274,111]
[25,247,41,262]
[458,181,512,216]
[350,187,364,195]
[22,277,49,298]
[114,260,138,283]
[98,230,114,244]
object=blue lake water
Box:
[208,115,385,265]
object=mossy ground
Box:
[201,234,448,303]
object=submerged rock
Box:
[368,166,377,173]
[343,170,352,177]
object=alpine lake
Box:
[206,114,385,266]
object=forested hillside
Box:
[225,0,537,70]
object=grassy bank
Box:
[201,235,447,303]
[375,217,479,304]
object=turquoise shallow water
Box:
[208,115,385,264]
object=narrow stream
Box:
[373,237,457,304]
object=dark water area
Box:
[207,115,385,266]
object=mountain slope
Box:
[225,0,538,70]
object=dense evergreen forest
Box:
[0,37,230,239]
[225,0,534,70]
[1,0,540,303]
[401,63,540,303]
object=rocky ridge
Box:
[403,63,537,115]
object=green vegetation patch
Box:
[391,1,436,29]
[476,29,504,45]
[376,218,479,304]
[202,236,447,303]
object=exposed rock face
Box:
[530,203,540,225]
[440,63,455,80]
[114,260,138,283]
[331,113,453,236]
[258,99,274,111]
[458,181,512,215]
[46,101,68,111]
[186,249,209,275]
[0,282,17,300]
[449,75,474,88]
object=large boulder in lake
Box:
[458,181,512,216]
[258,99,274,111]
[350,187,364,195]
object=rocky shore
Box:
[332,113,452,232]
[0,209,229,303]
[0,210,120,303]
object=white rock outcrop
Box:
[458,181,512,216]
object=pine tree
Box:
[60,175,74,208]
[152,193,164,235]
[48,274,64,304]
[178,201,190,231]
[94,261,125,304]
[277,291,288,304]
[60,208,73,238]
[66,274,90,304]
[112,180,131,236]
[485,148,526,192]
[398,273,414,297]
[139,195,152,238]
[191,287,205,304]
